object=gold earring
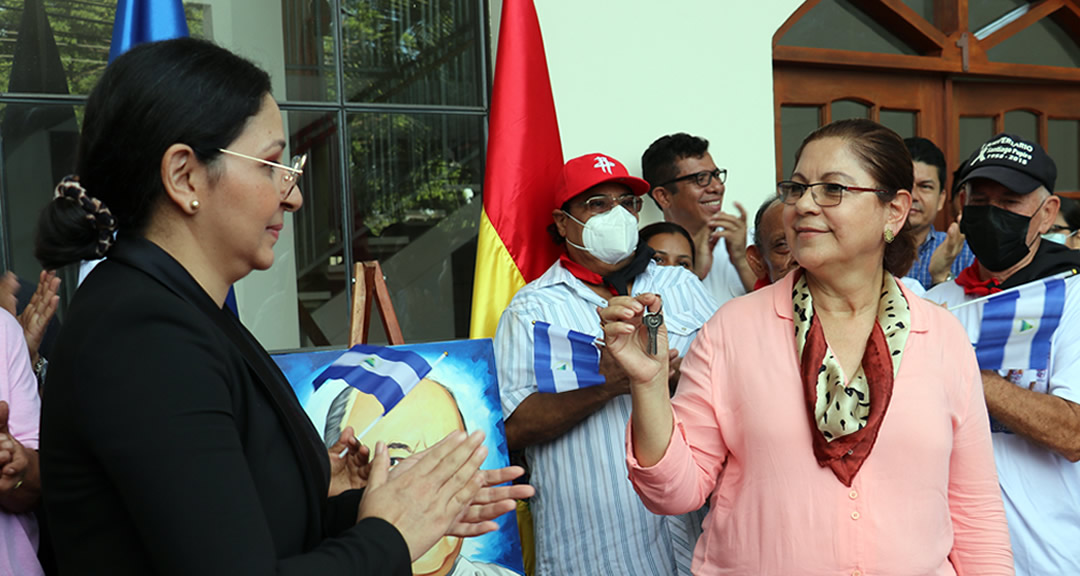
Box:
[883,228,895,243]
[190,199,200,211]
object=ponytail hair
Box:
[35,37,271,269]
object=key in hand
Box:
[642,310,663,355]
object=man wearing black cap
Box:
[925,133,1080,576]
[493,152,717,575]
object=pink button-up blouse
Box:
[627,274,1014,576]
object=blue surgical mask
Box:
[1042,232,1068,245]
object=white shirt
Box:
[925,278,1080,576]
[702,238,746,307]
[494,259,718,576]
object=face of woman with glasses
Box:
[782,137,907,274]
[203,94,303,280]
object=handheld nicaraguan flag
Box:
[311,345,432,415]
[969,272,1071,371]
[533,322,605,393]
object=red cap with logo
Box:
[554,153,650,210]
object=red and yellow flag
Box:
[469,0,562,339]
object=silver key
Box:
[643,310,663,355]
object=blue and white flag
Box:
[967,272,1071,371]
[533,321,605,393]
[312,344,432,415]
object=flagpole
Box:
[948,269,1077,312]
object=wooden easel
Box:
[348,261,405,346]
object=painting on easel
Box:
[272,338,524,576]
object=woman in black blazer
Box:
[34,38,528,575]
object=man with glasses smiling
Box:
[494,153,717,576]
[643,133,756,307]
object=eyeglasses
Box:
[218,148,307,200]
[658,168,727,189]
[1048,224,1079,237]
[574,194,644,215]
[776,181,885,207]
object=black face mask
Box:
[961,204,1034,272]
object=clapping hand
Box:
[19,271,60,365]
[0,402,29,494]
[357,431,533,561]
[327,426,372,497]
[709,201,749,257]
[929,218,965,286]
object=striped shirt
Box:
[495,259,718,576]
[909,226,976,289]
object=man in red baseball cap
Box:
[492,152,718,575]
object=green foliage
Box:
[0,0,206,97]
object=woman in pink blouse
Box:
[602,119,1013,575]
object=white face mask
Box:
[565,206,638,264]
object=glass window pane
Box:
[900,0,934,24]
[281,109,349,348]
[0,101,82,311]
[879,109,916,139]
[1049,119,1079,191]
[777,0,917,55]
[1004,110,1038,142]
[348,112,484,343]
[281,0,339,102]
[987,16,1080,68]
[831,99,870,122]
[0,1,210,97]
[970,0,1031,37]
[781,105,821,179]
[959,116,996,165]
[341,0,484,106]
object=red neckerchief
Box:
[752,276,771,291]
[953,261,1002,297]
[559,254,616,296]
[797,274,895,487]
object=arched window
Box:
[775,0,1080,226]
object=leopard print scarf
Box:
[792,270,910,486]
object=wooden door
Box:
[953,80,1080,196]
[774,66,946,181]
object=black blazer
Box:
[40,237,410,575]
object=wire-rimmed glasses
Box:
[218,148,307,200]
[776,181,884,207]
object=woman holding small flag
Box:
[602,119,1013,575]
[33,38,528,575]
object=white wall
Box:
[496,1,803,224]
[204,0,302,351]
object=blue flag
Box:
[973,272,1070,371]
[533,321,605,393]
[109,0,189,63]
[107,1,241,314]
[312,345,433,415]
